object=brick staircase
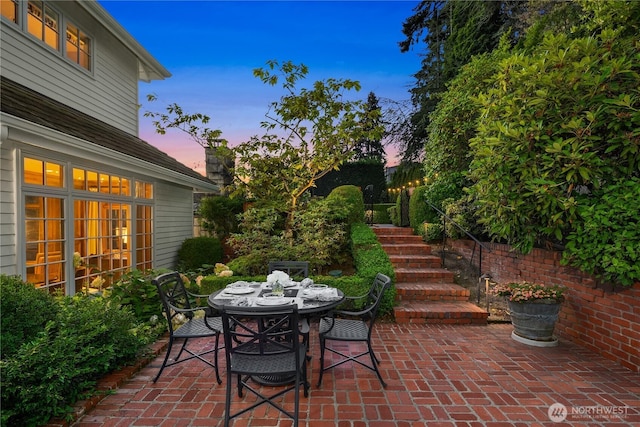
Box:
[372,225,488,325]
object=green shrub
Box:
[107,269,165,324]
[0,275,60,360]
[562,179,640,287]
[229,197,351,275]
[198,195,244,238]
[421,172,465,224]
[442,197,484,240]
[372,203,393,224]
[1,292,147,427]
[423,222,444,243]
[291,196,351,271]
[326,185,364,225]
[350,222,396,315]
[388,205,399,226]
[177,236,223,271]
[409,186,431,234]
[468,29,640,254]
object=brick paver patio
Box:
[69,323,639,426]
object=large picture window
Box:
[23,156,154,295]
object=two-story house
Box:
[0,0,218,294]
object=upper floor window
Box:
[66,22,91,71]
[1,0,18,23]
[27,0,59,50]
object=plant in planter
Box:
[491,282,567,347]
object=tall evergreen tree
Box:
[353,92,386,163]
[398,0,527,162]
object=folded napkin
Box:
[301,288,340,301]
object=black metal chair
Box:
[220,304,309,427]
[268,260,311,356]
[152,271,223,383]
[316,273,392,388]
[268,261,309,280]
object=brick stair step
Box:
[380,244,431,255]
[388,254,441,269]
[395,282,470,301]
[376,235,425,245]
[395,268,455,283]
[372,226,414,236]
[394,301,489,325]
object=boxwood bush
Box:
[326,185,365,225]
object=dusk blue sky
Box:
[99,1,422,173]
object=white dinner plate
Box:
[223,287,254,295]
[255,297,291,306]
[229,281,251,289]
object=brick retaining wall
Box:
[449,239,640,372]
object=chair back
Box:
[221,304,302,368]
[152,272,194,334]
[268,261,309,280]
[362,273,392,328]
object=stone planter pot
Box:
[508,300,561,346]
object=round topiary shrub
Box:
[177,236,223,271]
[326,185,365,224]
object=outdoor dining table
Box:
[207,280,345,316]
[208,280,345,386]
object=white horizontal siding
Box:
[0,142,17,275]
[153,181,194,270]
[1,1,139,135]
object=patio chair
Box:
[316,272,392,388]
[268,260,309,280]
[221,304,309,427]
[268,260,311,357]
[152,271,223,383]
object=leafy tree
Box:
[143,96,228,151]
[399,0,526,162]
[233,60,384,237]
[425,41,510,179]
